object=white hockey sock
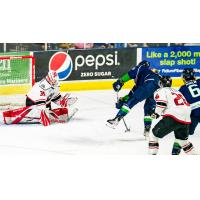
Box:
[148,133,159,155]
[176,139,196,155]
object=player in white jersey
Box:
[26,70,60,107]
[3,71,78,126]
[148,76,196,155]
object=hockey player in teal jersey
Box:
[107,60,160,137]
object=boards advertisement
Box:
[34,48,137,82]
[34,48,137,91]
[142,46,200,77]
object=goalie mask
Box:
[159,75,172,88]
[182,68,195,82]
[46,71,59,86]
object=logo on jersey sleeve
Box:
[155,94,160,99]
[49,52,73,80]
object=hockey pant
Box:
[149,116,196,155]
[116,81,158,118]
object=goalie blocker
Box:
[3,105,78,126]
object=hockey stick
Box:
[116,92,130,132]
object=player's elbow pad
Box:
[120,73,131,83]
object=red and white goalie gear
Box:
[3,104,78,126]
[3,106,37,125]
[154,87,191,124]
[49,108,68,123]
[3,105,51,126]
[53,93,78,108]
[44,107,78,124]
[40,109,51,126]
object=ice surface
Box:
[0,89,199,155]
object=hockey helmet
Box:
[138,60,150,68]
[182,68,195,82]
[46,70,59,86]
[159,75,172,87]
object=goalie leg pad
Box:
[3,106,33,124]
[49,108,68,123]
[40,110,51,126]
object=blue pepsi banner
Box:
[142,46,200,77]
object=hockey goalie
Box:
[3,71,78,126]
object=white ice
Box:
[0,89,199,155]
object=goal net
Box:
[0,54,35,109]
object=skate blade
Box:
[106,122,117,129]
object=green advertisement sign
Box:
[0,52,31,85]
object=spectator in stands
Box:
[74,43,94,49]
[93,43,110,48]
[114,43,125,48]
[127,43,148,47]
[58,43,75,49]
[127,43,138,47]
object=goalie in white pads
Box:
[3,71,78,126]
[148,76,196,155]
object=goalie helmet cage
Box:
[0,55,35,109]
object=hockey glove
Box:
[115,95,130,109]
[113,80,124,92]
[151,112,160,119]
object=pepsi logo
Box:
[49,52,73,80]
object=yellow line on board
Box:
[0,78,184,95]
[0,85,31,95]
[60,80,135,92]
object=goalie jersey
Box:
[154,87,191,124]
[26,78,61,105]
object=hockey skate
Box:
[106,116,122,129]
[144,125,151,139]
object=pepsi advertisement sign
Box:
[34,48,137,82]
[49,52,73,80]
[142,46,200,77]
